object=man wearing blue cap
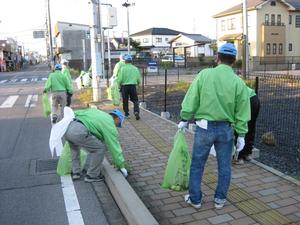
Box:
[64,108,128,182]
[117,54,141,120]
[44,64,73,123]
[178,43,250,209]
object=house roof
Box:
[169,33,212,44]
[131,27,182,37]
[213,0,299,18]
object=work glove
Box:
[236,137,245,152]
[178,121,188,132]
[120,168,128,178]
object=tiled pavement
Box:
[101,104,300,225]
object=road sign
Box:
[33,30,45,39]
[147,61,158,73]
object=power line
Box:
[0,25,45,35]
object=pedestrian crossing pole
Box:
[89,0,103,102]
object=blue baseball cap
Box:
[54,63,62,70]
[218,43,237,56]
[110,109,125,127]
[123,54,133,61]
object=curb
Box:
[140,106,300,187]
[102,158,159,225]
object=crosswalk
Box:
[0,94,39,108]
[0,77,47,85]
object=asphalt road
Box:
[0,64,126,225]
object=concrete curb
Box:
[140,107,300,186]
[102,158,159,225]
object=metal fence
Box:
[138,67,300,176]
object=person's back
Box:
[46,70,71,93]
[117,63,141,86]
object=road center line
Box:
[0,95,19,108]
[60,176,85,225]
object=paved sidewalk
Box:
[100,104,300,225]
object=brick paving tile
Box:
[186,220,211,225]
[192,210,217,220]
[259,194,281,203]
[228,216,257,225]
[276,205,300,215]
[229,211,248,219]
[208,214,234,224]
[169,215,194,224]
[274,198,298,207]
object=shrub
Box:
[78,88,92,105]
[167,81,190,93]
[160,61,173,69]
[261,131,276,146]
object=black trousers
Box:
[66,93,72,107]
[121,85,139,116]
[238,95,260,159]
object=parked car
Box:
[161,55,185,66]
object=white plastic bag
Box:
[49,107,75,157]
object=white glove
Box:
[236,137,245,152]
[120,168,128,178]
[178,121,188,130]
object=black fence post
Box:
[255,76,259,95]
[287,61,290,76]
[177,64,180,81]
[264,63,266,76]
[142,67,145,102]
[164,69,167,112]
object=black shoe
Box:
[52,115,58,124]
[71,173,81,181]
[134,112,140,120]
[84,174,104,183]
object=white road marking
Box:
[10,79,18,83]
[60,176,85,225]
[31,78,38,82]
[42,78,48,81]
[25,95,38,107]
[20,78,27,82]
[0,80,8,84]
[0,95,19,108]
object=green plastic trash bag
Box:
[57,141,88,176]
[111,80,121,106]
[162,130,191,191]
[42,93,51,117]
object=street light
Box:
[122,0,135,54]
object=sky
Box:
[0,0,242,55]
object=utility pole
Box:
[89,0,103,102]
[46,0,54,68]
[122,1,134,54]
[242,0,249,79]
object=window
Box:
[277,15,281,25]
[279,43,283,55]
[271,14,275,25]
[227,18,236,30]
[296,16,300,28]
[165,38,168,41]
[266,43,271,55]
[265,14,269,24]
[143,38,149,43]
[221,20,225,31]
[289,15,292,24]
[271,0,276,6]
[289,43,293,51]
[155,37,162,43]
[272,43,277,54]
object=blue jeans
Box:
[189,121,233,204]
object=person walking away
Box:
[234,86,260,164]
[61,59,73,106]
[113,54,125,78]
[64,108,128,182]
[44,64,73,124]
[178,43,250,209]
[117,54,141,120]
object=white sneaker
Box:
[184,194,201,209]
[214,198,226,209]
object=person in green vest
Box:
[61,59,73,106]
[117,54,141,120]
[178,43,250,210]
[234,86,260,164]
[44,64,73,124]
[64,108,128,182]
[113,54,125,78]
